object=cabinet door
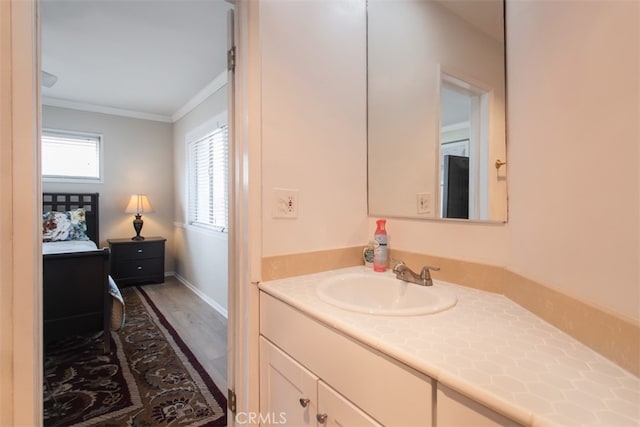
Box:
[260,337,318,426]
[260,292,433,426]
[317,382,383,427]
[437,384,523,427]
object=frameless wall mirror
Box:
[367,0,508,222]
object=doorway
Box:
[39,0,235,423]
[439,73,491,220]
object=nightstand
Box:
[108,237,166,286]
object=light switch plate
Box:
[272,188,299,219]
[417,192,433,215]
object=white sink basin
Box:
[316,272,457,316]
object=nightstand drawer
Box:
[107,237,166,286]
[118,258,164,278]
[115,241,164,260]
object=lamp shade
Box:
[125,194,154,214]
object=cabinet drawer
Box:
[114,241,164,260]
[117,258,163,278]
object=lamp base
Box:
[132,214,145,241]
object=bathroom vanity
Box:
[259,267,639,426]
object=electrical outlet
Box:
[416,192,433,215]
[272,188,299,219]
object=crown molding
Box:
[171,71,227,122]
[42,71,228,124]
[41,97,174,123]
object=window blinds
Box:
[41,131,101,180]
[188,125,229,231]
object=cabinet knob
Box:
[299,398,310,408]
[137,249,143,253]
[137,266,143,270]
[316,413,328,424]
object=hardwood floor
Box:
[140,276,227,393]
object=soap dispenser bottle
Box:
[373,219,388,272]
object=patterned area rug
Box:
[43,287,227,426]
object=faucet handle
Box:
[420,265,440,276]
[391,259,405,271]
[420,265,440,286]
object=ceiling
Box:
[437,0,504,42]
[41,0,232,121]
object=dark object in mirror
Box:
[443,155,469,219]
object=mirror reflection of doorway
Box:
[440,74,490,219]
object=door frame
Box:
[229,0,263,421]
[1,0,42,425]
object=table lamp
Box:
[125,194,153,240]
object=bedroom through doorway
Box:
[39,1,234,424]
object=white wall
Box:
[268,1,509,266]
[373,1,640,321]
[369,1,639,322]
[173,87,228,313]
[42,106,175,271]
[506,0,639,321]
[260,0,369,257]
[255,0,508,266]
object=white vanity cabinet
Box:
[260,337,382,426]
[318,381,383,426]
[260,292,434,427]
[436,384,523,427]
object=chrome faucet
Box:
[392,260,440,286]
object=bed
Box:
[42,192,112,353]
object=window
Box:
[188,122,229,232]
[42,129,102,182]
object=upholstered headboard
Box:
[43,193,100,243]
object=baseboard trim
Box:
[171,272,228,319]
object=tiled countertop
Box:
[259,266,640,427]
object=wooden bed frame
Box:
[42,193,111,353]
